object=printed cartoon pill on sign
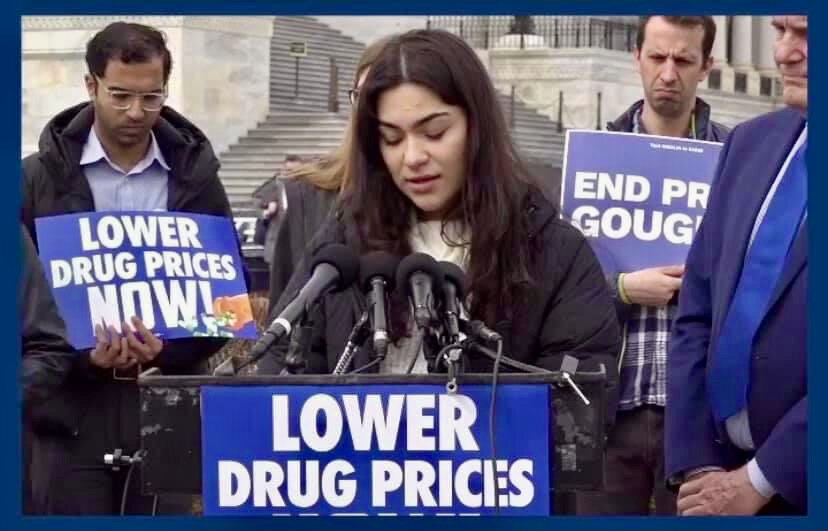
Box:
[201,385,552,516]
[35,211,255,349]
[560,130,723,274]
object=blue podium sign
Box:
[201,384,551,516]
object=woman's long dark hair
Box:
[344,29,536,327]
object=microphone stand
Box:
[426,321,466,394]
[280,306,318,375]
[441,342,465,394]
[280,322,313,374]
[332,311,371,375]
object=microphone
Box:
[460,318,502,343]
[247,243,359,363]
[435,261,501,343]
[359,251,400,360]
[438,261,465,342]
[396,253,443,329]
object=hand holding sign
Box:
[90,317,163,368]
[622,264,684,306]
[35,212,256,350]
[90,323,136,369]
[122,316,163,364]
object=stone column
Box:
[755,16,777,74]
[709,15,734,91]
[729,16,760,95]
[711,15,728,64]
[730,16,754,68]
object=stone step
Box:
[269,56,358,72]
[254,123,347,131]
[238,129,346,139]
[225,177,271,187]
[269,82,347,98]
[269,75,352,90]
[242,134,346,143]
[270,38,364,57]
[222,146,329,156]
[219,175,276,186]
[271,23,365,43]
[269,42,363,57]
[234,140,342,150]
[220,161,290,170]
[258,110,347,120]
[221,154,318,164]
[267,96,340,108]
[512,132,565,142]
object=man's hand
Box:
[89,318,163,369]
[90,323,135,369]
[262,201,278,219]
[677,465,770,516]
[121,317,163,364]
[621,265,684,306]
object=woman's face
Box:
[376,82,468,221]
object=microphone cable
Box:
[467,341,552,374]
[348,357,381,375]
[405,331,426,374]
[489,338,503,515]
[120,461,135,516]
[114,449,159,516]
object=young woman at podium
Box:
[257,29,620,410]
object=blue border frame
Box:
[10,1,818,529]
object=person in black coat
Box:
[265,37,390,311]
[258,30,621,413]
[20,225,74,514]
[21,22,233,514]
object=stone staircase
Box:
[219,16,363,211]
[218,16,565,217]
[499,92,565,164]
[268,16,364,112]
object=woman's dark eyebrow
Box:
[378,111,450,130]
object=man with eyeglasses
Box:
[21,21,233,515]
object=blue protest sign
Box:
[201,384,551,516]
[35,211,255,349]
[561,130,722,274]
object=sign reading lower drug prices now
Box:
[561,130,722,274]
[201,384,551,516]
[35,211,255,349]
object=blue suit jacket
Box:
[665,107,807,510]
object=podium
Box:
[138,369,607,515]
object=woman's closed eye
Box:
[380,134,403,146]
[424,129,446,140]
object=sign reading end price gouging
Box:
[561,130,722,274]
[201,385,552,516]
[35,211,256,350]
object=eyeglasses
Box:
[348,88,360,106]
[96,77,167,112]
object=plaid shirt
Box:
[616,302,677,409]
[613,105,690,410]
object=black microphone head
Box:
[359,251,401,291]
[438,261,466,299]
[311,243,359,290]
[396,253,443,296]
